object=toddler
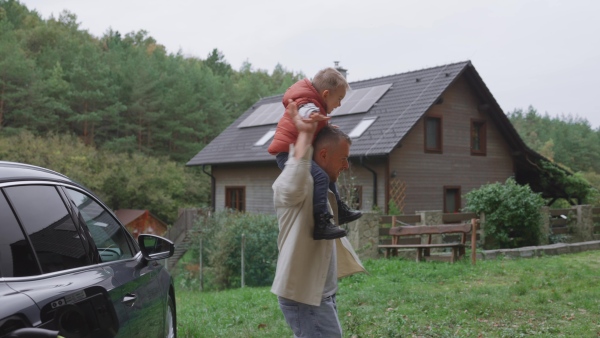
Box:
[268,67,362,240]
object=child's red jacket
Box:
[267,79,329,155]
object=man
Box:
[271,100,366,337]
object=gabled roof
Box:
[186,61,590,203]
[187,61,473,166]
[114,209,168,229]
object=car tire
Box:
[165,293,176,338]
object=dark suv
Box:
[0,161,176,338]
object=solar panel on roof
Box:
[331,83,392,117]
[238,102,282,128]
[238,83,392,128]
[331,89,361,116]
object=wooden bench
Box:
[379,217,479,264]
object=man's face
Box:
[323,86,346,115]
[317,140,350,183]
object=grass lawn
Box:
[175,250,600,337]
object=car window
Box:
[4,185,91,274]
[64,188,133,262]
[0,191,40,277]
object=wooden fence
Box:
[549,208,570,234]
[549,207,600,235]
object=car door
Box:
[2,184,119,335]
[0,191,46,334]
[63,187,167,338]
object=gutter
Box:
[359,156,377,208]
[202,165,216,211]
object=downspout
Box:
[360,156,378,208]
[202,165,216,211]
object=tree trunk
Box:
[146,121,151,149]
[90,123,95,146]
[83,101,89,145]
[137,111,142,151]
[0,84,4,129]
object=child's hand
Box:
[306,112,331,123]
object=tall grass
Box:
[176,251,600,337]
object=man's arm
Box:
[272,100,328,207]
[287,100,329,160]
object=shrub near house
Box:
[465,178,545,249]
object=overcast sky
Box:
[20,0,600,129]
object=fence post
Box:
[241,233,245,288]
[349,212,380,260]
[539,206,550,245]
[199,228,203,291]
[417,210,442,245]
[574,205,593,242]
[471,218,479,265]
[417,210,442,226]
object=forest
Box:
[507,107,600,199]
[0,0,303,162]
[1,0,598,223]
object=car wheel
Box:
[165,293,176,338]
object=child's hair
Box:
[312,67,350,93]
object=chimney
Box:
[334,61,347,79]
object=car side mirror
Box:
[137,235,174,261]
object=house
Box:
[114,209,168,238]
[187,61,579,215]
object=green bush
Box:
[190,210,279,290]
[387,200,402,215]
[465,178,545,249]
[0,131,209,223]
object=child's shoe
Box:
[313,213,347,240]
[337,201,362,224]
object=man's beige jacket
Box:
[270,145,366,306]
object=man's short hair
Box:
[314,125,352,150]
[312,67,350,93]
